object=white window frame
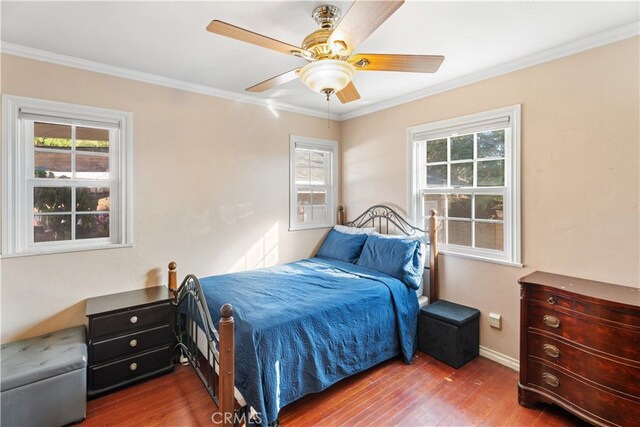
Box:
[2,95,133,257]
[408,105,521,266]
[289,135,338,231]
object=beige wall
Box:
[341,37,640,360]
[1,37,638,361]
[0,54,341,342]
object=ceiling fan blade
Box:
[349,54,445,73]
[336,81,361,104]
[207,20,304,57]
[328,0,404,54]
[246,68,300,93]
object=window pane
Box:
[77,187,110,212]
[426,138,447,163]
[35,151,72,179]
[297,191,311,205]
[312,191,326,204]
[447,194,471,218]
[76,127,109,153]
[450,134,473,161]
[34,187,71,213]
[312,206,327,222]
[34,122,71,150]
[310,151,325,168]
[475,195,504,220]
[477,130,505,159]
[426,164,447,187]
[310,167,325,185]
[297,206,311,223]
[476,222,504,250]
[34,214,71,242]
[451,162,473,186]
[424,194,445,217]
[477,160,505,186]
[448,220,471,246]
[76,154,109,179]
[76,213,110,239]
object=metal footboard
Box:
[169,266,237,427]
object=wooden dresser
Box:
[86,286,174,397]
[518,271,640,426]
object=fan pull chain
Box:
[327,97,330,128]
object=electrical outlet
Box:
[489,312,502,329]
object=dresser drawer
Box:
[90,325,172,364]
[526,360,640,426]
[89,303,171,339]
[528,303,640,361]
[529,287,640,326]
[89,346,172,391]
[527,331,640,397]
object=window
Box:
[289,136,338,231]
[2,95,133,256]
[409,105,521,266]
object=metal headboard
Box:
[342,204,439,303]
[344,204,427,237]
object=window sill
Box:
[438,249,523,268]
[289,224,333,232]
[1,242,134,259]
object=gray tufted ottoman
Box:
[1,325,87,426]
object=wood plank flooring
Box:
[83,353,588,426]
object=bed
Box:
[170,205,439,426]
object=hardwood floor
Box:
[83,353,588,426]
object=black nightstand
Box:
[85,286,174,397]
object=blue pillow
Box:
[357,234,424,289]
[316,229,368,264]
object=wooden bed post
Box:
[219,304,235,427]
[428,209,439,303]
[168,261,177,299]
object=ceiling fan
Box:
[206,0,444,103]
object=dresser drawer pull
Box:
[543,315,560,328]
[547,297,556,305]
[542,372,559,387]
[130,362,138,371]
[543,344,560,358]
[130,339,138,347]
[130,316,138,324]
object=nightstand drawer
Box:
[89,346,172,391]
[89,303,171,339]
[90,325,172,364]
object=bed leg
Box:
[219,304,235,427]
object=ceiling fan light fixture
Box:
[299,60,355,95]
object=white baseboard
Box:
[479,345,520,371]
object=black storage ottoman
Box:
[418,300,480,368]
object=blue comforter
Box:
[200,257,419,424]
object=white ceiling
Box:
[1,1,639,119]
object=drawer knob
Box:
[130,339,138,347]
[543,315,560,328]
[130,316,138,324]
[542,372,559,387]
[547,297,556,305]
[130,362,138,371]
[543,344,560,358]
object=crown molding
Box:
[339,21,640,121]
[0,41,340,121]
[2,20,638,122]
